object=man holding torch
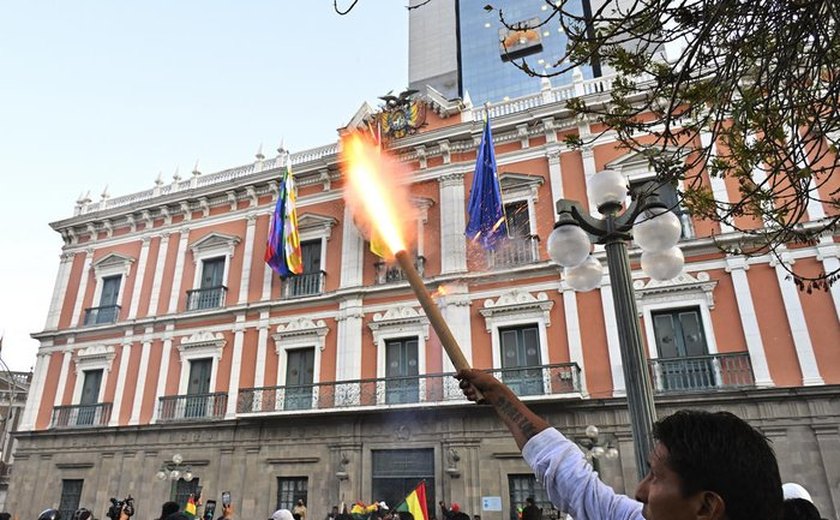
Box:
[340,132,782,520]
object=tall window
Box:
[77,369,103,426]
[191,256,226,309]
[651,307,712,391]
[59,479,84,520]
[285,240,323,297]
[276,477,308,511]
[508,475,561,520]
[171,478,200,508]
[504,201,530,238]
[371,449,434,516]
[500,325,543,396]
[185,358,212,417]
[87,274,121,325]
[385,338,420,404]
[284,348,315,411]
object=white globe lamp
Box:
[633,208,682,252]
[547,225,591,267]
[564,256,603,292]
[589,170,628,211]
[641,246,684,281]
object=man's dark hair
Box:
[160,503,179,520]
[782,499,821,520]
[653,410,782,520]
[525,497,534,505]
[0,512,11,520]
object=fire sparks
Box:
[340,133,414,258]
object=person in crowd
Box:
[438,503,467,520]
[325,507,340,520]
[293,500,307,520]
[520,498,541,520]
[37,511,61,520]
[158,503,179,520]
[71,510,92,520]
[456,368,783,520]
[0,512,11,520]
[782,499,821,520]
[335,505,352,520]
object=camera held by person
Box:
[106,496,135,520]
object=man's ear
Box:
[696,491,725,520]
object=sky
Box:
[0,1,408,372]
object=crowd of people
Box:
[3,371,832,520]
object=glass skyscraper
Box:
[409,0,595,107]
[458,0,593,105]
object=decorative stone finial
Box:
[462,90,473,109]
[572,66,584,82]
[154,172,164,186]
[100,185,110,201]
[192,160,201,177]
[172,167,181,183]
[255,143,264,161]
[277,138,286,155]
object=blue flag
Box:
[466,118,507,249]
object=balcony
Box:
[157,393,228,422]
[487,236,540,269]
[50,403,112,429]
[282,271,325,298]
[237,363,581,414]
[83,305,120,326]
[374,256,426,284]
[648,352,754,394]
[186,285,227,311]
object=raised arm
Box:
[456,369,549,449]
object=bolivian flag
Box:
[395,482,428,520]
[184,495,197,518]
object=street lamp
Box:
[579,425,620,475]
[547,170,684,480]
[156,453,194,482]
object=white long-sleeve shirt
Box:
[522,428,643,520]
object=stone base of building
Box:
[9,386,840,520]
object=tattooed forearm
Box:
[495,394,540,446]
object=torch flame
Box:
[341,133,413,257]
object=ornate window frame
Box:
[189,232,241,289]
[71,345,116,404]
[498,172,544,237]
[91,253,134,310]
[479,290,553,370]
[297,214,338,272]
[176,331,226,395]
[272,317,329,386]
[633,271,719,359]
[368,305,430,405]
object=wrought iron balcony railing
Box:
[157,393,228,422]
[186,285,227,311]
[237,363,581,414]
[648,352,754,393]
[374,256,426,284]
[50,402,112,429]
[487,236,540,269]
[282,271,325,298]
[83,305,120,326]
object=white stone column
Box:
[699,131,734,233]
[167,228,191,314]
[771,253,824,385]
[45,252,75,329]
[150,325,174,423]
[562,285,588,396]
[148,232,171,316]
[52,349,73,409]
[724,256,773,386]
[254,312,270,389]
[70,249,94,327]
[226,315,247,418]
[238,214,258,304]
[816,238,840,323]
[340,205,365,288]
[581,147,599,215]
[439,172,468,274]
[439,284,473,372]
[261,262,273,301]
[546,148,564,207]
[109,339,133,427]
[336,298,364,381]
[128,237,152,319]
[20,350,52,430]
[599,283,626,396]
[129,327,154,425]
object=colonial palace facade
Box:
[10,76,840,519]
